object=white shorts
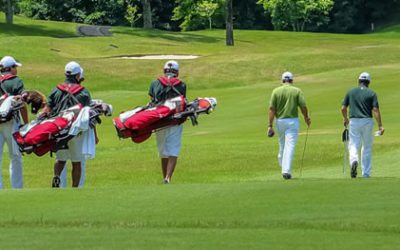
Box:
[155,125,183,158]
[56,135,84,162]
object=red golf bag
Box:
[13,104,82,156]
[114,96,217,143]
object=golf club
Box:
[300,124,310,178]
[342,125,349,175]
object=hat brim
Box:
[15,63,22,67]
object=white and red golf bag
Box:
[113,96,217,143]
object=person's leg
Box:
[360,119,373,177]
[54,146,70,187]
[79,160,86,187]
[0,129,5,189]
[69,135,84,188]
[54,160,66,176]
[349,119,361,177]
[276,119,285,168]
[156,130,168,181]
[4,122,23,188]
[281,119,299,175]
[71,162,82,187]
[163,126,183,183]
[60,163,68,188]
[161,158,168,179]
[165,156,178,183]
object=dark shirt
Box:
[342,85,379,118]
[0,74,24,95]
[47,77,91,114]
[148,78,186,105]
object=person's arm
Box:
[20,105,28,125]
[38,104,52,118]
[267,107,276,137]
[372,107,384,135]
[15,79,28,124]
[298,90,311,127]
[341,105,349,127]
[300,106,311,127]
[94,126,99,144]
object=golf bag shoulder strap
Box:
[158,76,182,87]
[57,83,85,95]
[158,77,183,97]
[0,74,17,95]
[0,74,17,82]
[51,83,84,115]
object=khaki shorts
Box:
[155,125,183,158]
[56,135,84,162]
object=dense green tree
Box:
[197,0,220,30]
[125,1,142,28]
[13,0,400,33]
[257,0,334,31]
[233,0,272,30]
[173,0,225,31]
[328,0,400,33]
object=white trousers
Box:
[348,118,373,177]
[0,121,23,188]
[276,118,299,174]
[60,161,86,188]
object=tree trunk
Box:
[209,17,212,30]
[225,0,234,46]
[6,0,14,25]
[142,0,153,29]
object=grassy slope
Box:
[1,14,400,249]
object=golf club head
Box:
[342,128,349,142]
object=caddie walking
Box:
[341,72,384,178]
[148,60,187,184]
[0,56,29,188]
[267,72,311,180]
[40,61,95,188]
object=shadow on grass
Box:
[113,28,222,44]
[0,23,77,38]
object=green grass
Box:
[1,180,400,249]
[1,13,400,249]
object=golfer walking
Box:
[149,60,186,184]
[341,72,384,178]
[0,56,29,188]
[268,72,311,179]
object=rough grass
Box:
[1,14,400,249]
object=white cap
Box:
[164,60,179,72]
[65,61,82,75]
[0,56,22,68]
[80,67,85,79]
[282,71,293,81]
[358,72,371,81]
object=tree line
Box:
[2,0,400,33]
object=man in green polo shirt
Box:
[0,56,29,189]
[341,72,384,178]
[41,61,94,188]
[268,72,311,180]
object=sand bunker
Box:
[116,55,199,60]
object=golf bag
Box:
[13,101,112,156]
[0,94,25,123]
[0,74,24,123]
[113,96,217,143]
